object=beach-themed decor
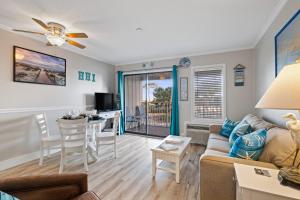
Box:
[275,9,300,76]
[78,71,84,80]
[85,72,91,81]
[13,46,66,86]
[78,71,96,82]
[92,74,96,82]
[180,77,188,101]
[234,64,245,86]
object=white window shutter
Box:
[193,69,224,120]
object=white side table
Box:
[234,163,300,200]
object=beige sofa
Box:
[199,114,299,200]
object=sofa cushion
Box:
[229,122,252,146]
[229,129,267,160]
[209,133,228,141]
[259,127,297,167]
[242,114,275,131]
[202,149,229,157]
[71,191,100,200]
[207,138,231,153]
[219,119,239,138]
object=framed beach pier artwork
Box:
[13,46,66,86]
[275,9,300,76]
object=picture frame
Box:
[13,46,66,86]
[180,77,188,101]
[275,9,300,76]
[234,64,245,86]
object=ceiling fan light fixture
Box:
[13,18,87,49]
[46,33,65,46]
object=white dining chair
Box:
[95,112,120,158]
[84,109,98,138]
[57,117,89,173]
[35,113,61,166]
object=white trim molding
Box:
[122,67,172,75]
[117,47,252,66]
[0,105,94,114]
[253,0,288,48]
[190,64,226,125]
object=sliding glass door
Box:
[124,71,172,137]
[124,74,147,135]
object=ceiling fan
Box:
[13,18,88,49]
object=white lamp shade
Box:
[256,63,300,110]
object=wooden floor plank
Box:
[0,134,204,200]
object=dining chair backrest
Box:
[112,112,120,135]
[57,118,88,148]
[36,113,50,138]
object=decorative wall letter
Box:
[78,71,96,83]
[85,72,91,81]
[78,71,84,80]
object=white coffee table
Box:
[151,135,191,183]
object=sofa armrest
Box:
[209,124,222,134]
[0,173,88,200]
[199,154,276,200]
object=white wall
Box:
[116,49,255,134]
[0,28,115,166]
[254,1,300,127]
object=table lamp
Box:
[256,62,300,169]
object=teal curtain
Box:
[170,65,179,136]
[117,71,125,135]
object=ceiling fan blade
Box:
[13,29,44,35]
[32,18,49,30]
[66,39,86,49]
[65,33,88,38]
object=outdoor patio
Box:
[124,72,172,137]
[127,125,169,137]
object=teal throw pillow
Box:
[0,191,19,200]
[229,129,267,160]
[229,122,252,146]
[219,119,239,138]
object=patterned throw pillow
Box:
[219,119,239,138]
[229,122,252,146]
[229,129,267,160]
[0,191,19,200]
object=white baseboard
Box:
[0,149,60,171]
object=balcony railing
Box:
[125,102,171,136]
[147,103,171,127]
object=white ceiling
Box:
[0,0,285,65]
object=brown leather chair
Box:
[0,173,100,200]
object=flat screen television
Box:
[95,93,114,111]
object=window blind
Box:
[193,69,223,119]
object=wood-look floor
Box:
[0,134,204,200]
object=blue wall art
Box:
[78,71,96,82]
[275,9,300,76]
[78,71,84,80]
